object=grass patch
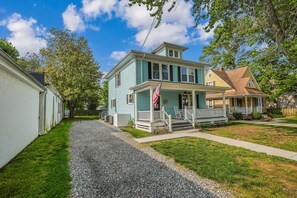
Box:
[281,116,297,124]
[64,115,99,120]
[121,128,154,138]
[151,138,297,197]
[204,123,297,152]
[0,120,73,197]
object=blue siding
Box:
[137,90,150,111]
[198,92,206,108]
[198,68,205,85]
[162,91,180,116]
[173,65,179,82]
[156,48,166,56]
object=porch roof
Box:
[130,81,232,92]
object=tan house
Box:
[205,67,267,115]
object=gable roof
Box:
[207,67,267,98]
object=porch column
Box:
[192,90,196,123]
[245,96,248,114]
[251,96,253,112]
[150,87,154,122]
[259,97,263,113]
[223,92,226,117]
[228,98,231,114]
[134,91,138,120]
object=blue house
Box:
[104,42,230,132]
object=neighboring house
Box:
[104,42,231,132]
[275,91,297,109]
[0,49,63,168]
[30,72,64,133]
[205,67,267,115]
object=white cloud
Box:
[116,0,195,49]
[2,13,47,56]
[110,51,127,61]
[62,4,85,32]
[82,0,116,18]
[196,22,216,42]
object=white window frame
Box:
[151,62,170,81]
[208,73,212,78]
[168,49,180,58]
[188,68,195,83]
[111,98,116,108]
[127,93,133,104]
[180,66,196,83]
[208,99,213,108]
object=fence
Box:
[267,108,297,116]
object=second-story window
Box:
[162,64,169,80]
[181,67,188,82]
[115,72,121,87]
[174,51,179,58]
[189,68,195,83]
[152,63,160,79]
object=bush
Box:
[127,119,135,128]
[267,112,284,118]
[252,112,262,120]
[198,122,235,128]
[233,112,243,120]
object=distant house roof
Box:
[29,72,45,85]
[207,67,267,98]
[151,42,188,54]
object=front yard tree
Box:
[17,52,44,72]
[99,81,108,108]
[40,28,102,118]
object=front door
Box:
[182,93,192,109]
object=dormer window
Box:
[248,79,255,88]
[168,49,180,58]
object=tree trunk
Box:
[68,101,76,119]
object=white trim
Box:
[127,93,133,104]
[151,62,170,81]
[206,70,233,89]
[180,66,196,84]
[168,48,180,59]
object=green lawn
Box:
[204,123,297,152]
[121,128,154,138]
[73,115,99,120]
[0,120,73,197]
[280,116,297,124]
[151,138,297,198]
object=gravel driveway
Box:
[69,120,219,198]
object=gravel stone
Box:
[69,120,232,198]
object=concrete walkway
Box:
[135,130,297,161]
[233,120,297,128]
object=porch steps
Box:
[172,121,194,131]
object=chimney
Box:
[218,67,224,71]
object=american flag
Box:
[153,83,162,108]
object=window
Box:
[248,79,255,88]
[168,49,180,58]
[115,72,121,87]
[162,64,169,80]
[126,94,133,104]
[209,100,213,108]
[208,81,213,86]
[181,67,187,82]
[152,63,160,79]
[188,68,195,83]
[111,98,116,108]
[208,73,212,78]
[174,51,179,58]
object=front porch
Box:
[130,81,231,132]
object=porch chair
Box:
[174,106,182,119]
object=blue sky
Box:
[0,0,214,74]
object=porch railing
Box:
[196,109,225,118]
[184,106,195,127]
[230,107,253,114]
[137,111,162,121]
[162,107,172,132]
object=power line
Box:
[139,15,157,52]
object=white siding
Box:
[0,66,41,168]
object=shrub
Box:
[127,119,135,128]
[233,112,243,120]
[267,112,284,118]
[244,115,253,120]
[198,122,235,128]
[252,112,262,120]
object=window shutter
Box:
[148,62,152,80]
[115,99,116,108]
[126,95,128,104]
[195,69,198,84]
[178,94,182,109]
[170,65,173,81]
[196,95,199,108]
[177,66,181,82]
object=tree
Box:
[129,0,297,100]
[0,38,19,60]
[17,52,44,72]
[40,28,102,118]
[99,81,108,108]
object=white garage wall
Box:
[0,59,43,168]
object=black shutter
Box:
[196,95,199,108]
[148,62,152,80]
[177,66,181,82]
[178,94,182,109]
[126,95,128,104]
[195,69,198,84]
[170,65,173,81]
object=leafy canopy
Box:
[0,38,20,61]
